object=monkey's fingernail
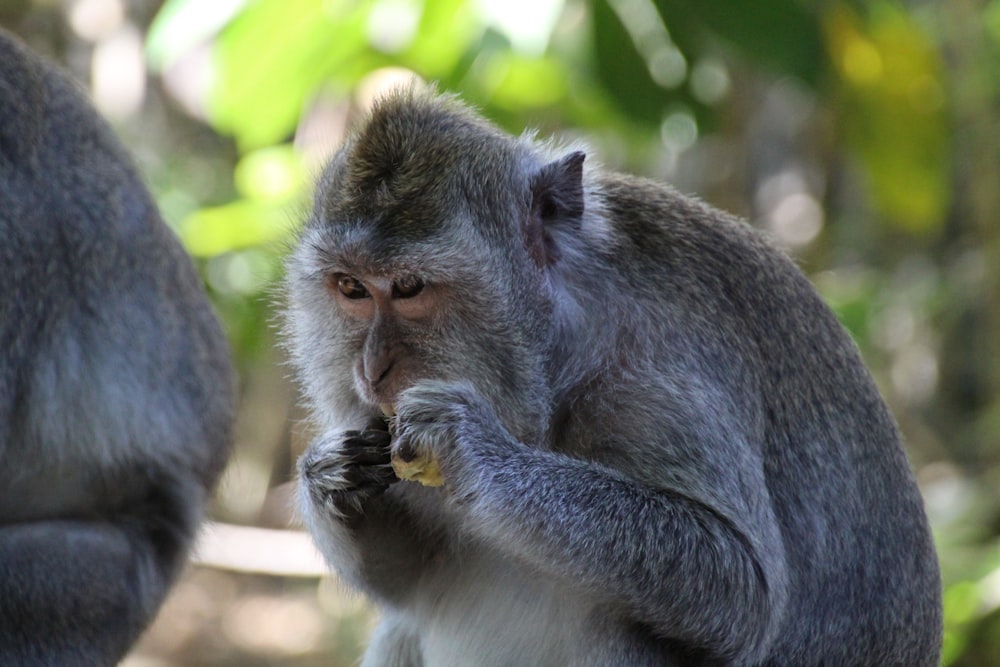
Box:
[394,441,418,463]
[380,403,396,417]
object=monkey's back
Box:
[0,29,232,506]
[0,29,235,663]
[588,174,941,664]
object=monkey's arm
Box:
[0,477,198,665]
[393,380,788,663]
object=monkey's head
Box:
[285,87,586,443]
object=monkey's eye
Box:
[392,275,425,299]
[332,274,369,299]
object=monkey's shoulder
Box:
[0,29,195,288]
[588,172,827,322]
[0,31,91,169]
[0,31,48,163]
[0,29,147,226]
[593,173,771,262]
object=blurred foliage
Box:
[4,0,1000,663]
[825,3,950,232]
[144,0,956,260]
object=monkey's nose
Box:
[363,355,393,388]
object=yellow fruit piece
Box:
[391,449,445,487]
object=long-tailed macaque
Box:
[286,87,941,666]
[0,30,234,665]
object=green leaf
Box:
[146,0,248,71]
[825,4,950,233]
[941,580,979,664]
[592,0,670,126]
[403,0,479,77]
[210,0,371,151]
[483,53,569,110]
[234,145,306,202]
[653,0,824,85]
[177,199,297,257]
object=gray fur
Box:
[0,29,234,665]
[286,87,941,665]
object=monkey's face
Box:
[324,268,438,412]
[285,89,560,440]
[287,213,552,444]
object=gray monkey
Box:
[286,87,941,666]
[0,30,233,665]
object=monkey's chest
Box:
[412,549,590,665]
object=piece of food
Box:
[391,449,445,487]
[382,402,445,487]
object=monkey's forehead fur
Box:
[310,87,556,247]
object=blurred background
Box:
[1,0,998,663]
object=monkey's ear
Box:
[527,151,585,267]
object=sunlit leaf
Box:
[234,145,306,202]
[483,53,569,109]
[940,628,966,666]
[825,3,950,233]
[941,579,980,664]
[945,580,981,625]
[985,0,1000,46]
[210,0,371,150]
[178,199,297,257]
[146,0,248,71]
[403,0,479,76]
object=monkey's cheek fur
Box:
[390,449,445,487]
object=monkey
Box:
[285,86,942,666]
[0,29,233,665]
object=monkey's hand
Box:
[299,428,397,519]
[393,380,507,501]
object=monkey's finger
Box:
[346,429,392,448]
[363,428,393,447]
[351,445,392,464]
[391,436,421,464]
[342,462,398,491]
[363,415,392,433]
[342,437,392,464]
[367,463,399,488]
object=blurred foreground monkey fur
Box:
[287,86,941,666]
[0,29,234,665]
